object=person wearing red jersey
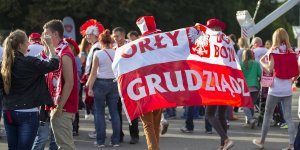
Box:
[43,19,78,150]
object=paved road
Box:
[0,92,299,150]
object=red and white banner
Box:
[112,24,252,121]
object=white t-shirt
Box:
[27,43,44,57]
[85,42,101,75]
[236,48,244,63]
[268,77,292,97]
[253,47,268,62]
[94,49,115,79]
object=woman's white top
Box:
[94,49,115,79]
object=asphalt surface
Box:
[0,91,299,150]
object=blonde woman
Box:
[253,28,298,150]
[236,37,249,62]
[0,29,59,150]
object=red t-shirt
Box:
[47,41,78,113]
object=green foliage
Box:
[0,0,298,45]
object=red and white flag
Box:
[112,24,253,121]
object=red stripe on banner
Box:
[118,60,252,120]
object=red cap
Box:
[65,38,80,55]
[206,19,226,31]
[136,16,161,36]
[29,32,41,39]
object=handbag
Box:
[80,74,89,84]
[261,69,274,87]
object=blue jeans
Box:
[3,110,39,150]
[93,79,120,145]
[243,91,258,122]
[185,106,194,130]
[165,108,176,118]
[185,106,212,131]
[294,122,300,149]
[31,121,57,150]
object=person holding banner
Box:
[205,18,234,150]
[136,15,164,150]
[252,28,298,150]
[87,29,120,148]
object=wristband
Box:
[56,105,63,111]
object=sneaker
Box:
[161,121,169,135]
[281,144,294,150]
[249,118,257,129]
[205,130,213,134]
[217,146,223,150]
[252,139,264,149]
[282,147,294,150]
[109,142,120,147]
[85,114,94,120]
[180,127,193,133]
[242,123,250,128]
[223,140,234,150]
[94,142,105,148]
[129,137,139,144]
[88,131,96,139]
[73,131,79,136]
[0,129,6,137]
[280,123,288,129]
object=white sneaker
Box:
[160,121,169,135]
[0,129,6,137]
[94,141,105,148]
[85,114,94,120]
[88,132,96,139]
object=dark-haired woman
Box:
[240,50,261,129]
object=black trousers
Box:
[118,98,139,140]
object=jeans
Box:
[185,106,194,130]
[260,95,295,144]
[3,110,39,150]
[93,79,120,145]
[31,121,57,150]
[165,108,176,118]
[243,91,259,122]
[185,106,212,131]
[294,122,300,149]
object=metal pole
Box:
[252,0,262,39]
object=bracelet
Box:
[56,105,63,111]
